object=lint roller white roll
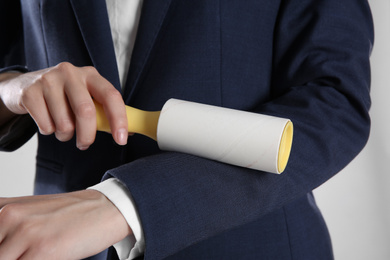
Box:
[95,98,293,174]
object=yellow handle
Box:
[94,101,161,141]
[277,121,293,173]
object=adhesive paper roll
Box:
[157,99,293,174]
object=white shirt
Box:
[106,0,143,88]
[90,179,144,260]
[89,1,145,259]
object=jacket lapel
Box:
[69,0,121,91]
[69,0,175,101]
[123,0,175,104]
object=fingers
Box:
[64,84,97,150]
[42,78,75,142]
[53,62,97,149]
[57,63,127,147]
[19,65,75,140]
[20,83,55,135]
[84,67,128,145]
[14,62,127,149]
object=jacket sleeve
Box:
[0,1,36,152]
[103,0,374,258]
[0,0,25,69]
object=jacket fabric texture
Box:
[0,0,374,259]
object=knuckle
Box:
[74,102,95,119]
[56,118,75,134]
[55,123,75,142]
[105,88,122,101]
[0,204,22,224]
[55,62,74,73]
[36,70,60,89]
[83,65,98,75]
[38,72,53,86]
[38,122,55,135]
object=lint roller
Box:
[95,99,293,174]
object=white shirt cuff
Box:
[88,178,145,260]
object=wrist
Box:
[0,72,23,125]
[86,189,133,239]
[89,179,145,259]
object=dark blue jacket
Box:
[0,0,373,259]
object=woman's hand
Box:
[0,62,128,149]
[0,190,132,260]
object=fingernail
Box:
[117,128,128,145]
